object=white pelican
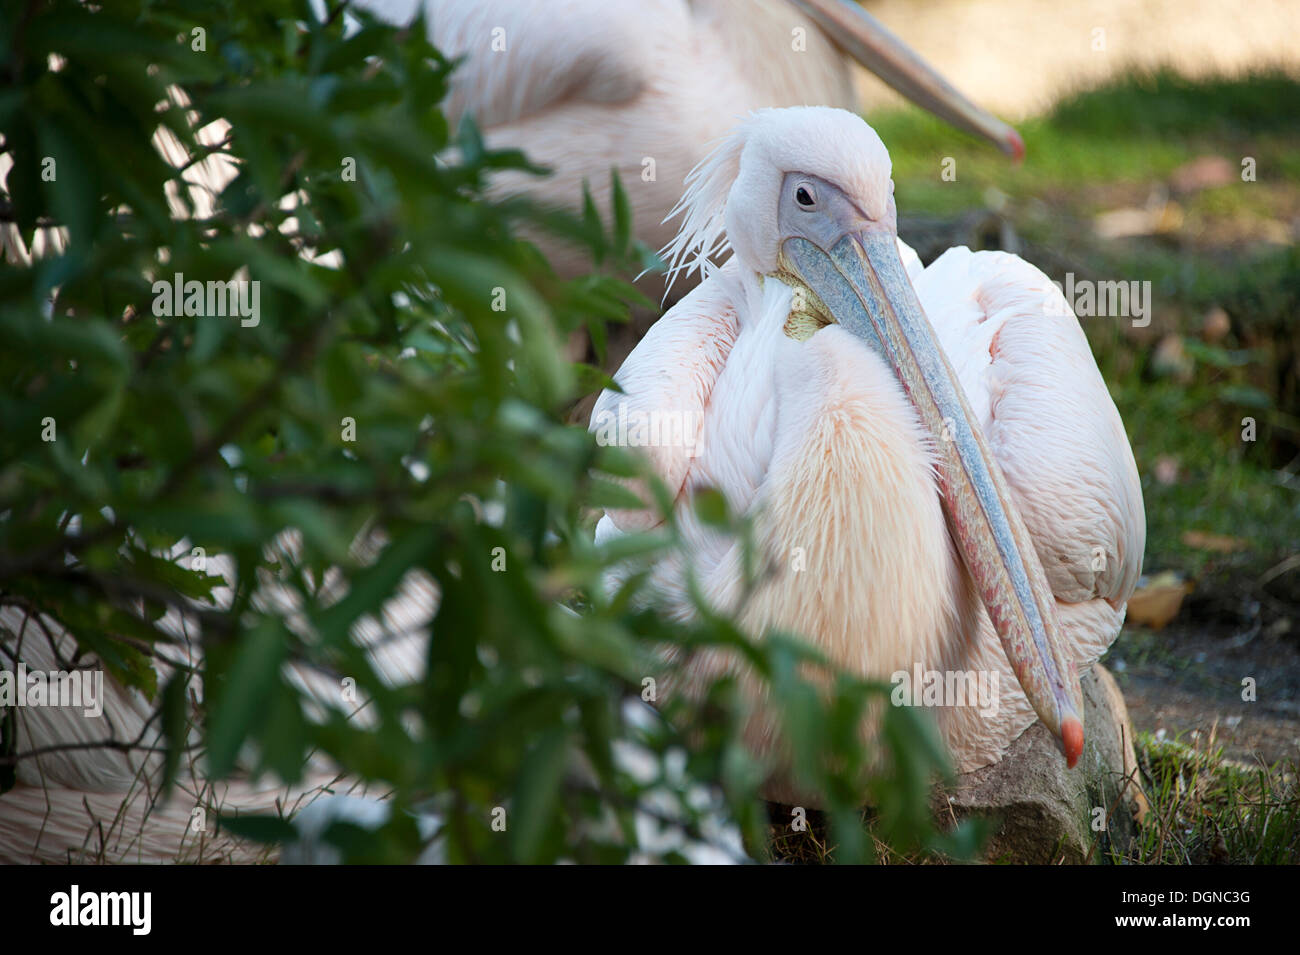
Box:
[0,543,428,863]
[589,106,1145,796]
[398,0,1023,284]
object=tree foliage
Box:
[0,0,966,863]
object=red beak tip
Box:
[1005,129,1026,163]
[1062,717,1084,769]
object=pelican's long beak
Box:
[782,227,1083,767]
[790,0,1024,160]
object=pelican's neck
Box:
[683,265,793,521]
[728,264,792,336]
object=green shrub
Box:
[0,0,962,863]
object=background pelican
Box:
[590,107,1145,796]
[0,543,428,863]
[386,0,1022,287]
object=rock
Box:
[935,664,1147,863]
[1093,190,1183,240]
[1093,206,1157,240]
[1170,156,1235,195]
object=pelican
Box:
[397,0,1023,286]
[589,106,1144,795]
[0,542,428,863]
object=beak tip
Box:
[1005,128,1025,163]
[1062,716,1084,768]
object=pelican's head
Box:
[720,107,895,281]
[664,107,1085,768]
[663,107,895,291]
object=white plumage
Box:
[590,107,1144,798]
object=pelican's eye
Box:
[795,184,816,208]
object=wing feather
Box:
[395,0,680,129]
[915,247,1145,610]
[590,270,740,533]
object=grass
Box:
[763,735,1300,866]
[762,804,973,865]
[877,70,1300,207]
[1122,730,1299,864]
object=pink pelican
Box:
[404,0,1023,284]
[0,543,428,863]
[590,106,1145,792]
